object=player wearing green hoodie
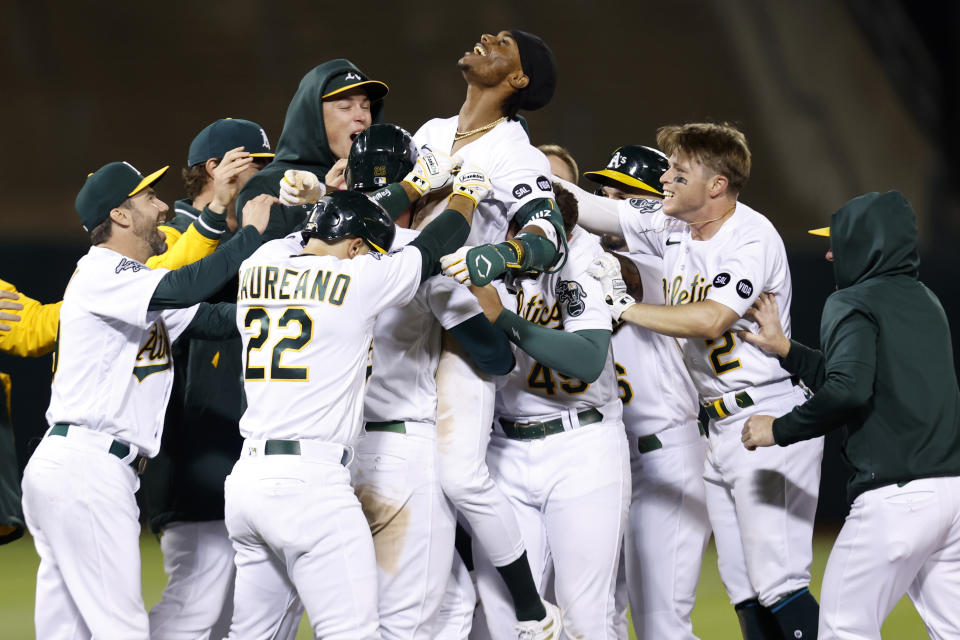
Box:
[741,190,960,639]
[236,59,387,241]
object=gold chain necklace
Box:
[454,116,507,141]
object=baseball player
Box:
[583,145,711,640]
[741,192,960,639]
[576,123,822,640]
[343,124,515,638]
[19,160,274,638]
[537,144,579,184]
[225,161,492,638]
[236,59,388,240]
[443,182,629,638]
[143,118,288,640]
[410,29,566,632]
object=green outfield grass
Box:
[0,531,925,638]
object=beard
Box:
[147,228,167,257]
[132,213,168,258]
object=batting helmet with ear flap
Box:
[346,123,418,192]
[303,190,395,254]
[584,145,669,196]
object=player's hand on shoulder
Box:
[324,159,348,193]
[403,151,463,197]
[280,169,326,206]
[440,245,475,285]
[450,163,493,208]
[738,293,791,358]
[241,194,279,234]
[588,253,635,321]
[741,414,776,450]
[210,146,255,214]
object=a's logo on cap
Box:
[345,72,362,82]
[608,152,627,169]
[259,127,270,150]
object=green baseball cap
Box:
[321,70,389,101]
[187,118,275,166]
[75,161,168,232]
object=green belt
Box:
[50,423,147,474]
[499,408,603,440]
[263,439,349,465]
[264,440,301,455]
[704,391,755,420]
[637,434,662,454]
[365,421,406,434]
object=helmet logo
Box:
[608,152,627,169]
[474,254,492,279]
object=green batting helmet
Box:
[584,145,669,196]
[346,123,418,192]
[303,190,395,254]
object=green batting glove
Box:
[466,243,520,286]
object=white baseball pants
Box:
[474,420,630,639]
[351,421,456,639]
[436,346,526,567]
[615,421,710,640]
[820,476,960,639]
[703,383,823,607]
[224,441,380,640]
[148,520,237,640]
[21,428,148,639]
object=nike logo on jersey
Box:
[666,238,681,246]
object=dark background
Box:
[1,0,957,521]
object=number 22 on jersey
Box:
[243,306,314,381]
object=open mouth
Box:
[473,43,487,56]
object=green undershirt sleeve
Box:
[366,183,413,221]
[408,209,470,283]
[494,310,610,382]
[179,303,237,341]
[149,226,262,310]
[447,313,515,376]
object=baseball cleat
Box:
[514,600,562,640]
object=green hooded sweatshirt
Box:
[236,59,385,240]
[773,191,960,503]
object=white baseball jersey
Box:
[363,227,482,424]
[612,251,699,438]
[413,116,555,245]
[236,233,423,444]
[495,226,620,420]
[47,246,198,457]
[617,199,794,400]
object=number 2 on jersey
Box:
[706,330,742,375]
[244,306,314,381]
